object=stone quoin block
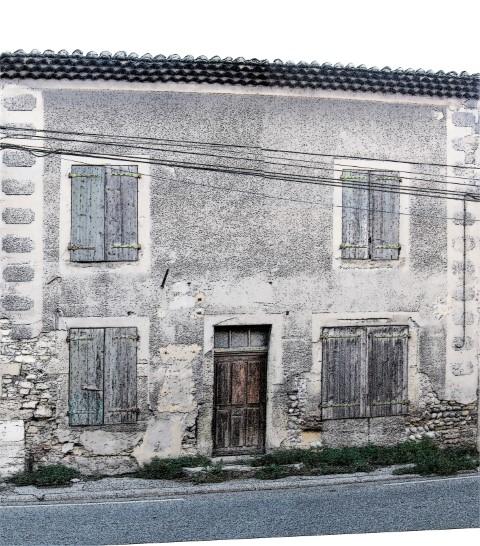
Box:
[2,264,35,282]
[11,324,34,340]
[451,362,474,376]
[2,94,37,111]
[2,150,36,167]
[1,294,34,311]
[1,123,36,137]
[2,208,35,224]
[465,153,476,164]
[452,111,476,127]
[464,99,478,109]
[1,179,35,195]
[452,135,479,154]
[2,235,34,253]
[453,286,476,301]
[0,420,25,478]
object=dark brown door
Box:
[213,351,267,455]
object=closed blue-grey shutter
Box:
[367,326,408,416]
[69,328,104,425]
[321,327,366,419]
[370,172,401,260]
[70,165,106,262]
[104,327,138,424]
[105,166,139,262]
[341,170,369,259]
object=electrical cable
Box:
[2,124,480,181]
[4,129,478,191]
[1,142,476,204]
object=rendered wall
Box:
[1,81,478,475]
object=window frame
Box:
[214,325,271,353]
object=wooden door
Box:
[213,351,267,455]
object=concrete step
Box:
[183,462,304,480]
[183,464,257,479]
[211,455,255,464]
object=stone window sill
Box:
[337,258,405,270]
[68,421,148,432]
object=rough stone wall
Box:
[406,398,477,446]
[0,317,149,475]
[298,383,478,449]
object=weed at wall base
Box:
[251,439,478,478]
[136,455,211,480]
[8,465,80,487]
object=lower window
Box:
[68,327,138,425]
[321,325,408,419]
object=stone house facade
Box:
[0,51,479,476]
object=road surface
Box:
[0,475,478,545]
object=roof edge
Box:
[2,50,479,77]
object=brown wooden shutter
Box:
[321,327,366,419]
[341,170,370,259]
[68,328,104,425]
[70,165,106,262]
[105,166,139,262]
[367,326,408,417]
[369,172,401,260]
[104,327,138,424]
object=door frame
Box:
[200,314,285,457]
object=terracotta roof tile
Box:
[1,50,478,99]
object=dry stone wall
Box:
[297,370,477,449]
[406,398,477,446]
[0,318,145,476]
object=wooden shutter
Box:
[69,328,104,425]
[105,166,139,262]
[369,172,400,260]
[367,326,408,417]
[341,170,370,259]
[321,327,366,419]
[104,327,138,424]
[70,165,106,262]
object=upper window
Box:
[68,327,138,426]
[69,165,140,262]
[321,325,408,419]
[341,170,401,260]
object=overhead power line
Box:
[3,142,479,206]
[1,125,480,182]
[3,129,479,191]
[1,141,476,202]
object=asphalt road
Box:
[0,475,479,545]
